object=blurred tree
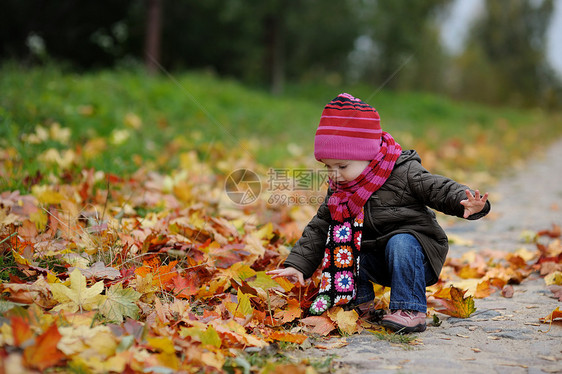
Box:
[456,0,559,107]
[145,0,163,74]
[0,0,137,68]
[357,0,452,91]
[284,1,362,85]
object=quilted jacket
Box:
[283,150,491,286]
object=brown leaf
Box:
[501,285,514,298]
[300,316,336,336]
[69,261,121,280]
[548,285,562,301]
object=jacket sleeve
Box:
[282,192,332,279]
[407,161,491,220]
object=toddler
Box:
[268,93,490,333]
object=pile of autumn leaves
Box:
[0,160,561,373]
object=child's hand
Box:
[266,267,305,286]
[460,189,489,218]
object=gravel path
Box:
[293,138,562,373]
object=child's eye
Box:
[339,165,347,169]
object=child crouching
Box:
[268,93,490,333]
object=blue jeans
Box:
[355,233,434,313]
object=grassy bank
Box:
[1,63,561,192]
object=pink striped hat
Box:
[314,93,382,161]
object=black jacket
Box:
[283,150,491,286]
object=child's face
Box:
[322,159,370,183]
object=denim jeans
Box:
[355,233,433,313]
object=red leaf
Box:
[537,224,561,238]
[23,323,65,371]
[171,274,198,298]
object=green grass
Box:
[1,62,562,192]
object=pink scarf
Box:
[309,132,402,315]
[327,132,402,222]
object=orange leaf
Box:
[435,286,477,318]
[11,316,33,347]
[474,280,495,299]
[23,323,65,371]
[134,258,178,287]
[273,276,295,292]
[299,316,336,336]
[488,277,507,289]
[431,287,451,299]
[274,298,302,324]
[539,306,562,323]
[269,331,308,344]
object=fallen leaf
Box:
[539,307,562,323]
[23,323,65,371]
[70,261,120,280]
[548,285,562,301]
[171,274,199,298]
[545,271,562,286]
[50,268,104,313]
[501,285,514,298]
[315,338,348,349]
[268,330,308,344]
[300,316,336,336]
[474,280,495,298]
[11,316,33,347]
[98,283,141,322]
[225,289,254,318]
[435,286,477,318]
[327,307,360,335]
[274,298,302,324]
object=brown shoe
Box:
[381,309,426,333]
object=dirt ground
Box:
[291,138,562,374]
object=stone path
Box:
[292,138,562,373]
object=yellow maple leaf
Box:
[327,307,360,335]
[545,271,562,286]
[435,286,476,318]
[50,268,104,313]
[225,289,254,318]
[148,336,179,370]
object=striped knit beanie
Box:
[314,93,382,161]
